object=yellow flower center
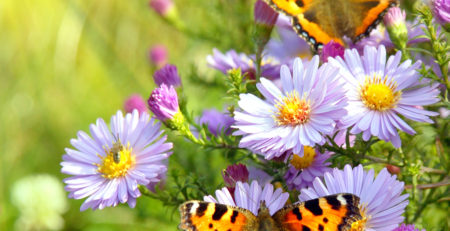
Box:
[290,146,316,169]
[360,75,401,111]
[95,142,135,179]
[275,91,311,126]
[350,204,369,231]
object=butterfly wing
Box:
[179,201,258,231]
[265,0,397,50]
[272,194,363,231]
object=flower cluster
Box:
[58,1,447,230]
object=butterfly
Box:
[179,193,363,231]
[264,0,398,50]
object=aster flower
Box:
[61,110,172,211]
[148,84,180,122]
[284,146,332,191]
[153,64,182,88]
[198,109,234,136]
[393,223,426,231]
[204,181,289,216]
[320,40,345,63]
[149,45,168,68]
[124,94,147,114]
[206,49,281,79]
[233,57,348,159]
[432,0,450,26]
[300,164,409,231]
[329,45,440,147]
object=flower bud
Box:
[148,84,180,122]
[386,164,401,175]
[153,64,182,88]
[124,94,147,114]
[149,45,168,68]
[320,40,345,63]
[149,0,174,17]
[384,7,408,49]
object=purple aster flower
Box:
[149,45,168,68]
[393,223,426,231]
[149,0,174,16]
[222,164,249,196]
[320,40,345,63]
[204,181,289,216]
[432,0,450,25]
[198,109,234,136]
[124,94,147,114]
[153,64,182,88]
[147,84,180,121]
[206,49,281,79]
[300,164,409,231]
[61,110,172,211]
[233,57,348,159]
[284,146,332,191]
[254,0,278,26]
[329,45,440,148]
[266,15,311,61]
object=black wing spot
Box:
[292,207,303,220]
[325,196,342,210]
[209,223,213,228]
[323,217,329,223]
[196,203,208,217]
[303,225,312,231]
[295,0,304,7]
[318,224,324,231]
[230,210,239,223]
[304,199,323,216]
[212,204,228,220]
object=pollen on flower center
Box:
[95,143,135,179]
[360,75,401,111]
[350,204,368,231]
[290,146,316,169]
[275,91,311,126]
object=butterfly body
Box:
[179,193,363,231]
[265,0,398,50]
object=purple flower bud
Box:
[254,0,278,26]
[433,0,450,25]
[153,64,182,87]
[124,94,147,114]
[147,84,179,121]
[222,164,249,188]
[384,7,406,27]
[149,45,168,68]
[198,109,234,136]
[320,40,345,63]
[149,0,174,16]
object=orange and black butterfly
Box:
[264,0,398,50]
[179,193,363,231]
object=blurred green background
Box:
[0,0,255,230]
